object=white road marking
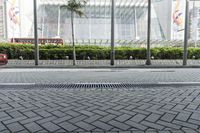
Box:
[0,83,35,85]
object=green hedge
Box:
[0,43,200,60]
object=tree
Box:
[62,0,87,65]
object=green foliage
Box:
[62,0,87,17]
[188,48,200,59]
[1,43,200,60]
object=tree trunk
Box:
[71,11,76,65]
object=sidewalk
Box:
[1,59,200,68]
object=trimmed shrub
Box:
[0,43,200,60]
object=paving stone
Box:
[0,123,7,131]
[130,114,146,122]
[100,114,116,122]
[55,129,66,133]
[108,120,130,130]
[118,131,132,133]
[35,129,48,133]
[59,122,78,131]
[41,122,61,132]
[161,113,176,122]
[24,122,43,132]
[36,116,57,124]
[7,122,25,132]
[92,121,113,130]
[162,104,175,110]
[20,116,42,124]
[140,121,164,130]
[75,121,96,131]
[16,130,30,133]
[172,120,198,129]
[112,105,125,110]
[84,115,102,123]
[69,115,88,123]
[182,129,199,133]
[132,109,150,115]
[106,109,122,116]
[23,111,37,117]
[191,113,200,121]
[7,111,24,118]
[93,110,109,116]
[125,120,148,130]
[80,110,94,116]
[157,120,181,129]
[51,110,66,117]
[119,109,137,116]
[3,116,27,124]
[0,112,9,118]
[0,130,11,133]
[158,131,171,133]
[188,119,200,126]
[145,113,161,122]
[115,114,132,122]
[52,115,72,124]
[0,116,12,122]
[66,110,80,117]
[175,113,191,121]
[35,110,52,118]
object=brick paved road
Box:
[0,69,200,133]
[1,86,200,133]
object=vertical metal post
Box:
[134,7,138,39]
[57,6,61,37]
[183,0,189,66]
[71,11,76,66]
[19,0,22,37]
[3,0,8,40]
[146,0,151,65]
[193,1,197,47]
[34,0,39,66]
[111,0,115,66]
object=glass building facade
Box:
[38,0,165,42]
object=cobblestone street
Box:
[0,69,200,133]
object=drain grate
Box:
[0,82,200,90]
[150,70,175,73]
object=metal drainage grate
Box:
[0,82,200,89]
[150,70,175,73]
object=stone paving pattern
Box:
[5,60,200,66]
[0,69,200,132]
[1,86,200,132]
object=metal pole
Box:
[57,6,61,37]
[71,11,76,66]
[3,0,8,40]
[183,0,189,66]
[146,0,151,65]
[193,1,197,47]
[134,7,138,39]
[19,0,22,37]
[34,0,39,66]
[111,0,115,66]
